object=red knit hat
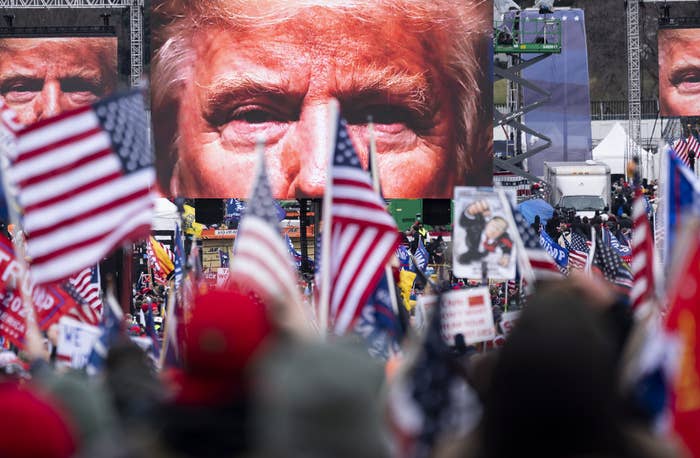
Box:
[174,288,272,405]
[0,383,76,458]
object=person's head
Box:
[0,37,117,126]
[151,0,492,199]
[484,216,508,240]
[481,280,622,457]
[0,382,77,458]
[658,28,700,117]
[173,288,272,406]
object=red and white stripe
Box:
[328,161,399,335]
[630,189,655,315]
[65,268,102,326]
[230,214,301,305]
[528,249,564,279]
[68,267,102,311]
[10,105,154,284]
[673,137,692,167]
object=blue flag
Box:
[411,237,429,272]
[218,248,230,268]
[539,230,568,268]
[355,273,402,360]
[224,198,246,225]
[145,307,161,361]
[225,198,286,224]
[664,146,700,265]
[286,234,302,268]
[396,245,411,270]
[173,223,184,288]
[86,297,123,375]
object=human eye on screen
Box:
[343,103,432,136]
[670,67,700,94]
[213,103,295,145]
[1,78,42,103]
[62,77,105,104]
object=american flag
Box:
[228,144,301,307]
[630,188,655,314]
[673,135,700,167]
[567,231,590,270]
[593,232,634,291]
[10,90,155,285]
[63,266,102,325]
[511,205,562,279]
[324,117,399,335]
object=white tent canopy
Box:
[592,122,660,180]
[152,197,179,231]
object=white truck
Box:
[543,161,611,219]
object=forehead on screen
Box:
[658,28,700,47]
[0,37,116,52]
[154,0,489,32]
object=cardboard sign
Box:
[440,287,496,345]
[453,187,517,280]
[56,317,101,369]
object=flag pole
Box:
[368,117,401,317]
[318,100,339,336]
[585,226,596,275]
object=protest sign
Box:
[56,317,101,369]
[0,236,78,348]
[499,310,521,335]
[216,268,230,288]
[453,187,517,280]
[440,287,496,345]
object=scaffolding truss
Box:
[626,0,642,177]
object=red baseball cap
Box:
[174,288,272,406]
[0,382,76,458]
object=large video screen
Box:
[658,28,700,117]
[150,1,493,199]
[0,37,118,126]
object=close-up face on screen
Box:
[0,37,118,126]
[150,0,493,199]
[658,28,700,117]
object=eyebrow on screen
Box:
[667,59,700,86]
[332,66,434,118]
[0,69,105,84]
[201,75,303,119]
[201,68,434,120]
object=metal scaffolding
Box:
[626,0,642,177]
[0,0,143,86]
[493,13,561,185]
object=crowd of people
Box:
[0,262,690,457]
